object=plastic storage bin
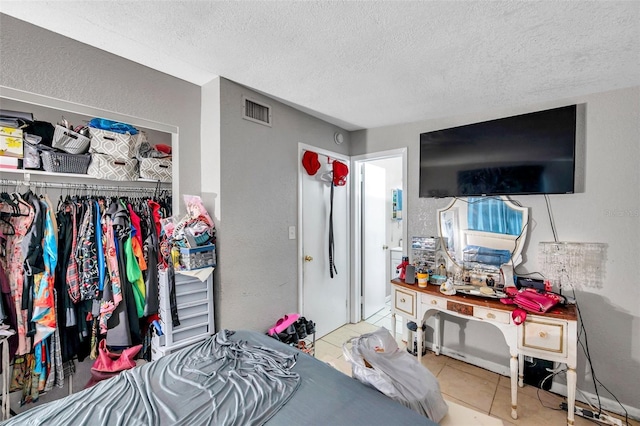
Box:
[52,125,91,154]
[179,244,216,270]
[40,150,91,174]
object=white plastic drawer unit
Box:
[175,275,209,294]
[158,269,215,349]
[171,274,213,311]
[519,317,567,355]
[394,287,417,319]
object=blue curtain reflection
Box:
[467,197,522,236]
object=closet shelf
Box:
[1,167,171,184]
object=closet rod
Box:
[0,179,170,194]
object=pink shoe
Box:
[268,313,300,336]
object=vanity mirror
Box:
[438,196,529,293]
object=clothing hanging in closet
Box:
[0,186,171,405]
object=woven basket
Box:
[40,150,91,174]
[52,125,91,154]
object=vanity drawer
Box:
[520,317,566,355]
[421,293,447,310]
[473,307,510,324]
[393,287,417,319]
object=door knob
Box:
[383,245,389,250]
[304,255,313,262]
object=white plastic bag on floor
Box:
[342,327,448,423]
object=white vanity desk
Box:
[391,279,578,425]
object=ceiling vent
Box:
[242,96,272,127]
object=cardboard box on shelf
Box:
[0,135,23,158]
[0,155,19,169]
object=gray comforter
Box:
[3,331,300,425]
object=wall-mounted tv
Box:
[419,105,577,198]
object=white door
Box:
[362,163,387,319]
[300,146,349,338]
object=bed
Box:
[3,330,437,425]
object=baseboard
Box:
[425,342,640,422]
[424,341,511,376]
[551,382,640,422]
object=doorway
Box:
[352,149,407,323]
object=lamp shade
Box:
[538,242,607,292]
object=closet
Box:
[0,87,179,414]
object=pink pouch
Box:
[514,290,561,313]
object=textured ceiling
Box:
[1,1,639,131]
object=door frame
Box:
[351,148,407,322]
[297,142,351,319]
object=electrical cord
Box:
[544,194,558,242]
[536,368,567,410]
[537,368,598,413]
[536,363,628,425]
[536,369,603,425]
[534,196,629,425]
[573,288,631,425]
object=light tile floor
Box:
[315,303,638,426]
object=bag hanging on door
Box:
[332,160,349,186]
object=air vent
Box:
[242,96,272,127]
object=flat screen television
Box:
[419,105,577,198]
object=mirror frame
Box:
[437,196,529,271]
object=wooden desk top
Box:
[391,279,577,321]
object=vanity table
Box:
[390,279,578,424]
[394,196,579,425]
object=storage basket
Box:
[139,157,172,182]
[89,127,135,160]
[52,125,91,154]
[87,153,138,181]
[40,150,91,174]
[179,244,216,270]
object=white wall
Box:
[351,86,640,411]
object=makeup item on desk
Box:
[396,256,409,281]
[405,265,416,284]
[429,275,446,285]
[439,278,456,296]
[417,270,428,288]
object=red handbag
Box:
[92,339,142,373]
[514,290,561,313]
[85,340,142,389]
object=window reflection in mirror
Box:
[437,196,529,279]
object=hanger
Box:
[0,192,25,217]
[0,213,15,236]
